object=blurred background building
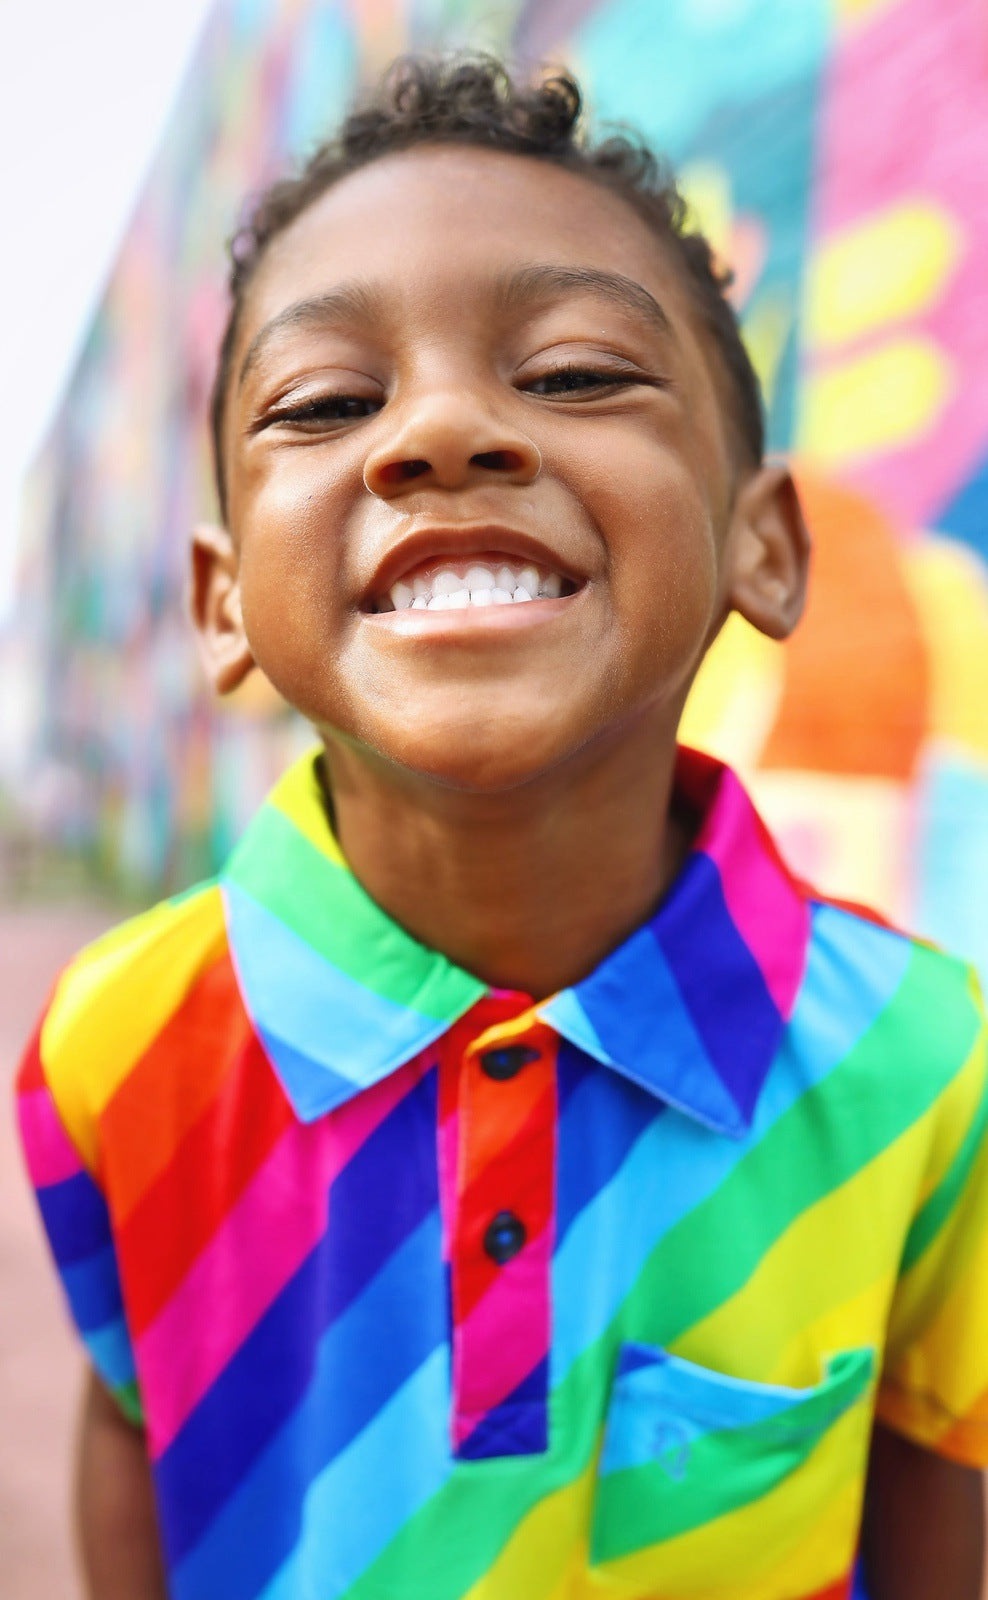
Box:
[2,0,986,975]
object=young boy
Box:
[16,55,988,1600]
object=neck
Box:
[320,725,693,999]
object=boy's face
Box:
[202,146,805,792]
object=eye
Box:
[521,363,663,399]
[267,392,382,429]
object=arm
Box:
[75,1367,168,1600]
[862,1422,985,1600]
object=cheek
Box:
[234,525,351,719]
[235,462,350,626]
[583,439,722,649]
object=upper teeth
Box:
[384,563,565,612]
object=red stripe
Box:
[802,1574,853,1600]
[15,1009,47,1095]
[443,1020,557,1455]
[116,1031,294,1334]
[454,1080,556,1321]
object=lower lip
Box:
[361,590,584,636]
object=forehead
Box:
[240,144,708,355]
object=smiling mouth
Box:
[370,557,580,614]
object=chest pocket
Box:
[590,1341,876,1571]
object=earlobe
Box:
[189,523,255,694]
[725,463,811,642]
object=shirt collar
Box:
[221,747,809,1137]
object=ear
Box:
[189,523,255,694]
[724,463,811,641]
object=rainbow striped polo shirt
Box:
[16,747,988,1600]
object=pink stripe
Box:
[698,766,809,1019]
[16,1086,84,1188]
[138,1056,428,1456]
[453,1222,551,1447]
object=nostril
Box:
[472,449,522,472]
[376,458,431,487]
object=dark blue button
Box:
[484,1210,527,1265]
[479,1044,540,1081]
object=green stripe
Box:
[344,942,978,1598]
[900,1034,988,1275]
[224,804,482,1020]
[590,1349,874,1561]
[116,1379,143,1426]
[618,943,979,1347]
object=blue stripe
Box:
[224,883,460,1120]
[540,988,609,1064]
[599,1345,875,1476]
[654,851,783,1122]
[170,1213,448,1600]
[563,919,744,1134]
[556,1040,663,1246]
[157,1069,439,1566]
[87,1317,137,1389]
[255,1344,452,1600]
[555,1035,596,1112]
[62,1242,125,1331]
[554,906,912,1372]
[38,1167,112,1266]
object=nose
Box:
[362,388,541,497]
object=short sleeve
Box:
[875,964,988,1465]
[15,1008,143,1425]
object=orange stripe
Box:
[931,1382,988,1464]
[98,950,253,1218]
[116,1031,295,1335]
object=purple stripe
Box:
[456,1356,549,1459]
[155,1069,439,1566]
[652,852,783,1123]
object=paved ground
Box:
[1,903,114,1600]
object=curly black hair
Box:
[209,54,764,518]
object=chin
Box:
[371,711,579,796]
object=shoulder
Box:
[28,881,229,1172]
[800,891,984,1101]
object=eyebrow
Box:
[237,261,676,390]
[237,281,384,389]
[498,264,677,340]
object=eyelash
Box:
[270,394,379,426]
[522,362,655,396]
[266,362,662,428]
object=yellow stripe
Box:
[467,1408,867,1598]
[791,1275,893,1379]
[670,1099,936,1387]
[267,749,346,867]
[881,1032,988,1435]
[40,885,226,1172]
[461,1462,597,1600]
[602,1403,867,1598]
[884,1201,988,1442]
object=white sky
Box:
[0,0,215,623]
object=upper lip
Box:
[362,523,582,607]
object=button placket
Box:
[439,1006,557,1459]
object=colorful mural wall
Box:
[10,0,988,976]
